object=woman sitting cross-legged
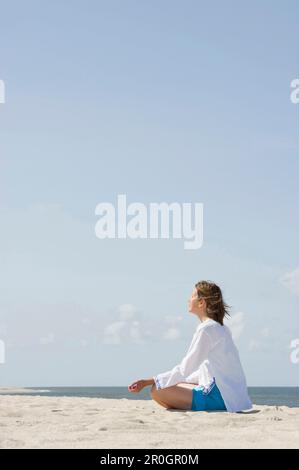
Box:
[128,280,253,413]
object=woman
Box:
[128,280,253,413]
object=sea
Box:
[1,387,299,407]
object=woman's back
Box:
[199,319,252,412]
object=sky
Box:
[0,0,298,387]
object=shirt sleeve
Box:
[153,328,212,390]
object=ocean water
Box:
[1,386,299,407]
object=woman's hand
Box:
[128,379,147,393]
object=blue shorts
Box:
[191,378,227,411]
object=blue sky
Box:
[0,0,298,387]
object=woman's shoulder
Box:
[197,319,230,337]
[196,318,217,331]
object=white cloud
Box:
[162,315,184,340]
[164,314,183,324]
[39,333,55,345]
[103,305,146,345]
[103,320,127,345]
[117,303,139,321]
[248,327,272,352]
[225,312,245,340]
[260,327,270,338]
[102,304,185,345]
[129,321,144,345]
[248,339,260,351]
[280,268,299,295]
[163,327,181,340]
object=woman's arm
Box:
[153,328,212,390]
[128,377,154,393]
[143,378,155,386]
[128,328,212,393]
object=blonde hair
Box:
[195,280,231,325]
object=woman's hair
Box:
[195,280,231,325]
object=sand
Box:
[0,394,298,449]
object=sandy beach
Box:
[0,394,298,449]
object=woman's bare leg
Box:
[150,383,196,410]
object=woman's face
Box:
[188,288,201,314]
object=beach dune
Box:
[0,395,298,449]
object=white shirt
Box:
[153,318,253,413]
